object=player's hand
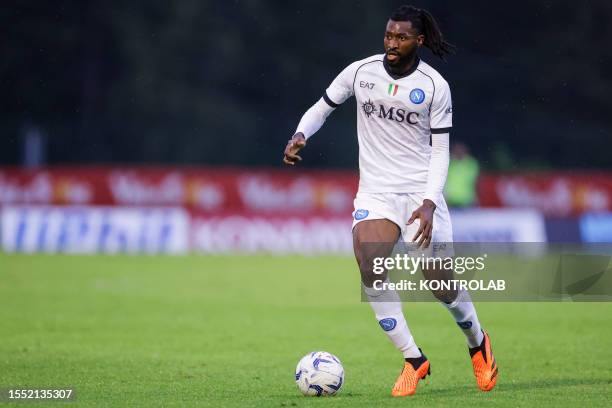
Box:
[407,199,436,249]
[283,133,307,165]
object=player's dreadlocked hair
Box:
[390,5,455,60]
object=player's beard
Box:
[385,47,418,71]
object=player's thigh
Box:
[353,218,400,243]
[353,219,400,286]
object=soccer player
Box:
[283,5,498,396]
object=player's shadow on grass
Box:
[421,377,612,396]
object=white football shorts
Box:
[352,192,454,256]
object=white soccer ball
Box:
[295,351,344,396]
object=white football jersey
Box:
[324,54,452,193]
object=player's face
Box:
[384,20,424,66]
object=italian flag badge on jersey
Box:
[388,83,399,96]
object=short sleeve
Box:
[323,61,360,107]
[430,80,452,133]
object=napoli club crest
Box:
[379,318,397,331]
[409,88,425,104]
[354,209,369,220]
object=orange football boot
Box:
[391,352,431,397]
[469,330,498,391]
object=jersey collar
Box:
[383,55,421,80]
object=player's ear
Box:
[417,34,425,46]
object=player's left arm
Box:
[282,98,334,165]
[283,60,360,165]
[409,80,452,248]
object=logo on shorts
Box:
[354,209,369,220]
[434,243,447,251]
[409,88,425,104]
[379,318,397,331]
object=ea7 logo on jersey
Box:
[359,81,375,89]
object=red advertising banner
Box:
[3,167,611,216]
[478,173,612,216]
[0,167,358,215]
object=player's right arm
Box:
[283,60,361,165]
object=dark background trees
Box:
[2,0,611,169]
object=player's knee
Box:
[356,253,379,287]
[353,234,376,286]
[355,247,389,288]
[352,222,397,288]
[431,287,458,304]
[422,266,458,303]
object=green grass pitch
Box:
[1,254,611,407]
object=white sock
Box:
[441,289,484,348]
[364,284,421,358]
